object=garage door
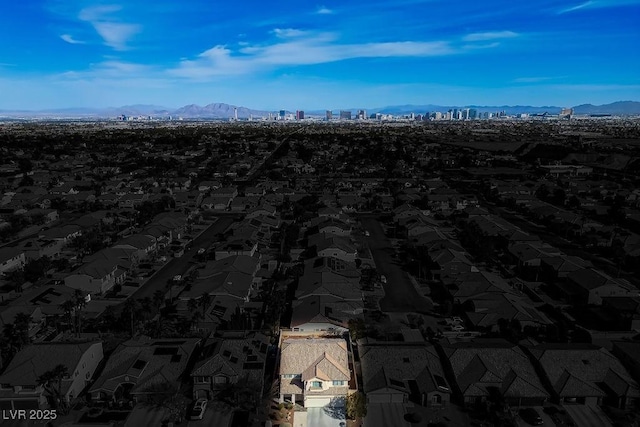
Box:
[305,396,333,408]
[368,394,392,403]
[368,393,405,404]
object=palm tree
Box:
[38,364,70,414]
[13,312,32,348]
[187,298,200,330]
[73,289,86,337]
[122,298,141,337]
[199,292,211,319]
[59,300,76,334]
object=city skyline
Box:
[1,0,639,110]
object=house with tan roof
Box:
[279,338,351,408]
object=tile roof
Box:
[280,338,349,382]
[360,343,447,396]
[89,337,200,395]
[0,342,101,386]
[443,339,548,400]
[530,344,640,398]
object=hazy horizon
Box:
[2,0,639,110]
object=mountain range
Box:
[1,101,639,119]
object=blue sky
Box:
[1,0,639,110]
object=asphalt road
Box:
[126,216,235,302]
[361,217,433,313]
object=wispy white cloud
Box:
[272,28,310,38]
[78,4,141,50]
[316,5,334,14]
[558,0,640,13]
[60,34,85,44]
[169,32,455,79]
[463,31,518,42]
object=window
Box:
[332,380,345,386]
[195,376,211,384]
[312,381,322,388]
[214,376,228,384]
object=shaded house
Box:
[279,337,351,408]
[191,331,269,400]
[89,337,200,404]
[0,342,103,410]
[528,343,640,409]
[64,259,125,295]
[0,305,44,339]
[290,296,362,334]
[214,239,258,260]
[612,341,640,386]
[565,268,639,305]
[442,339,549,407]
[540,255,592,280]
[309,233,358,262]
[0,247,26,275]
[39,224,82,244]
[112,234,157,261]
[602,297,640,331]
[359,340,451,407]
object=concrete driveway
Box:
[563,404,613,427]
[361,217,432,313]
[363,404,411,427]
[306,407,346,427]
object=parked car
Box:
[520,408,543,425]
[364,230,370,237]
[380,275,387,284]
[190,399,207,420]
[452,316,464,323]
[173,275,182,282]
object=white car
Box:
[173,275,182,282]
[364,230,370,237]
[197,248,206,255]
[452,316,464,323]
[451,324,465,331]
[190,399,207,420]
[380,275,387,284]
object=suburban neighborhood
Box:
[0,118,639,427]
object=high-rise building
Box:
[340,110,352,120]
[296,110,304,120]
[279,110,286,120]
[326,110,333,120]
[357,109,367,120]
[469,109,478,120]
[234,107,238,121]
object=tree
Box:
[38,364,70,414]
[73,289,86,337]
[122,298,141,337]
[199,292,211,319]
[59,300,76,334]
[346,391,367,419]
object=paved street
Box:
[125,216,235,302]
[361,217,433,313]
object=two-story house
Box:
[279,338,351,408]
[0,342,103,410]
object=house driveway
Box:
[305,406,346,427]
[363,403,411,427]
[563,404,613,427]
